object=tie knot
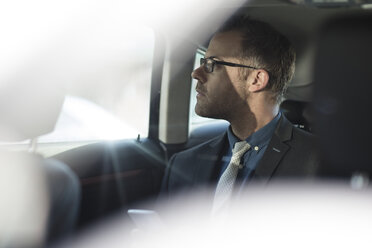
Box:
[232,141,251,159]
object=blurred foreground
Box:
[53,181,372,248]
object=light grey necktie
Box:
[212,140,251,214]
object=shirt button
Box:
[254,146,259,151]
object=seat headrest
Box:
[0,81,64,142]
[280,99,313,132]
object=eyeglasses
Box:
[200,57,259,73]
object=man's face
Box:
[192,31,249,120]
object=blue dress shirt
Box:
[218,113,281,190]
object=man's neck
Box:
[229,105,279,140]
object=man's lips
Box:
[196,90,207,98]
[196,84,206,97]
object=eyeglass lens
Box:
[200,58,213,73]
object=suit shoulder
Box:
[288,127,319,158]
[291,126,317,143]
[172,132,226,159]
[292,126,315,138]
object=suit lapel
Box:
[253,115,293,184]
[193,132,227,186]
[191,116,293,186]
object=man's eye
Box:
[206,60,214,66]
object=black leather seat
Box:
[313,13,372,179]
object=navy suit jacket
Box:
[160,115,320,200]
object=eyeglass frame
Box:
[200,56,260,73]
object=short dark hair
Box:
[218,15,296,102]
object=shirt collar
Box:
[227,112,281,150]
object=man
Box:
[160,16,319,210]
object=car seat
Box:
[313,13,372,182]
[0,80,79,246]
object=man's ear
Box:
[248,69,269,92]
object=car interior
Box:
[1,0,372,247]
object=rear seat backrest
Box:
[313,14,372,179]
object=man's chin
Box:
[195,106,209,118]
[195,106,218,119]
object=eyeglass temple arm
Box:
[215,60,258,70]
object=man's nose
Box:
[191,66,206,83]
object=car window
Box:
[0,24,154,157]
